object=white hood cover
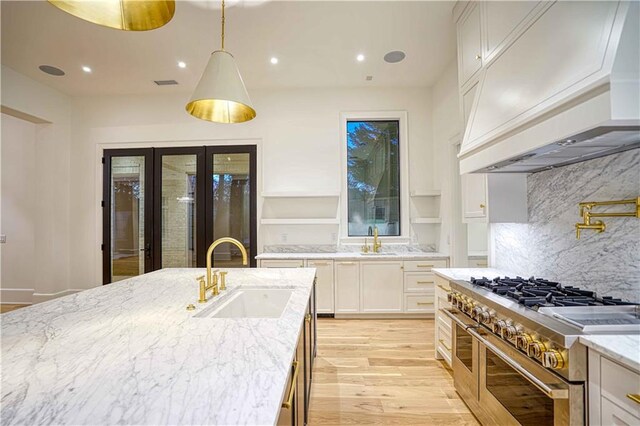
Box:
[459,1,639,174]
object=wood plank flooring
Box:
[0,304,28,314]
[308,319,479,425]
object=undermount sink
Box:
[195,287,293,319]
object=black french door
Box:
[102,145,257,284]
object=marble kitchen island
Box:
[1,268,316,426]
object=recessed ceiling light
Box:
[366,76,373,81]
[270,57,279,65]
[82,66,92,73]
[178,61,186,69]
[38,65,65,76]
[356,54,365,62]
[384,51,406,63]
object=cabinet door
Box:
[484,1,540,60]
[307,260,334,314]
[361,261,403,313]
[458,4,483,86]
[335,261,360,313]
[462,173,487,221]
[260,259,305,268]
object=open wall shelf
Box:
[410,190,441,197]
[261,192,340,198]
[411,217,442,224]
[260,218,340,225]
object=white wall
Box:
[431,60,465,264]
[1,65,73,302]
[69,86,435,289]
[1,114,37,303]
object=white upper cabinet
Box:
[482,1,541,62]
[461,173,487,221]
[462,80,479,130]
[457,4,483,87]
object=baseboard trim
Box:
[334,313,435,319]
[0,288,35,304]
[32,289,84,304]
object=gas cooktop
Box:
[469,276,636,308]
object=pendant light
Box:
[186,0,256,124]
[48,0,175,31]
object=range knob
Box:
[492,319,511,335]
[527,340,548,360]
[542,350,566,370]
[516,333,534,352]
[502,324,522,341]
[471,306,484,320]
[463,300,476,315]
[456,296,467,310]
[478,310,495,325]
[447,292,456,304]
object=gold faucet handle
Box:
[197,276,207,303]
[211,269,220,284]
[219,271,228,290]
[196,275,206,284]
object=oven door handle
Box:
[466,327,569,400]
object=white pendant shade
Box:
[186,50,256,124]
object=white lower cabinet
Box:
[361,261,404,313]
[588,349,640,426]
[434,275,453,367]
[334,261,360,314]
[306,260,334,314]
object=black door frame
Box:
[205,145,258,268]
[102,148,154,284]
[152,147,207,270]
[102,144,258,283]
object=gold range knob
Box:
[516,333,534,352]
[542,349,566,370]
[527,340,548,360]
[463,300,476,315]
[503,324,522,341]
[478,310,495,325]
[492,319,510,335]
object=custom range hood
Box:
[459,1,639,174]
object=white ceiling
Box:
[1,0,456,96]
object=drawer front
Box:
[260,259,305,268]
[404,272,435,293]
[404,259,448,272]
[404,294,435,313]
[468,258,488,268]
[601,357,640,418]
[601,396,640,426]
[437,313,452,334]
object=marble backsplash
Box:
[492,149,640,303]
[263,243,437,254]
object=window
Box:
[346,120,400,236]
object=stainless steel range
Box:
[442,275,639,426]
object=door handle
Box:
[144,243,152,258]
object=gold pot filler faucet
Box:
[195,237,248,304]
[575,197,639,239]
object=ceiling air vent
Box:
[154,79,178,86]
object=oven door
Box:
[469,327,585,426]
[443,309,481,410]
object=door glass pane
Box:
[161,155,197,268]
[455,324,474,371]
[486,349,554,425]
[347,120,400,236]
[111,156,145,282]
[212,153,250,267]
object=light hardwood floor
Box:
[0,304,28,314]
[308,318,479,425]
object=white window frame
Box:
[340,111,410,244]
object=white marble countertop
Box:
[256,251,449,260]
[579,335,640,372]
[1,268,316,426]
[432,267,519,282]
